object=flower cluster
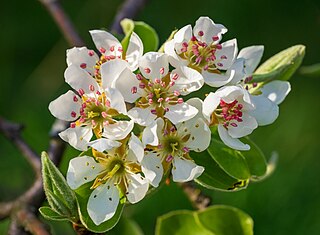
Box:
[49,16,290,225]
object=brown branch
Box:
[110,0,149,34]
[38,0,84,46]
[0,118,41,174]
[180,182,212,210]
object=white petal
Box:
[128,107,157,126]
[67,156,104,190]
[113,66,141,103]
[87,183,119,225]
[90,30,122,57]
[88,138,121,152]
[214,39,238,70]
[59,126,93,151]
[164,103,198,125]
[193,16,227,44]
[203,69,235,87]
[64,64,99,94]
[261,80,291,105]
[202,92,221,122]
[126,32,143,71]
[126,173,149,203]
[142,119,159,147]
[182,118,211,152]
[215,86,244,103]
[142,152,163,187]
[249,95,279,126]
[49,90,81,121]
[164,40,187,68]
[66,47,99,74]
[238,45,264,75]
[102,120,134,140]
[227,113,258,138]
[100,59,129,89]
[227,58,246,85]
[170,66,204,95]
[139,52,169,80]
[172,157,204,182]
[173,25,192,54]
[186,98,204,120]
[218,124,250,151]
[128,133,144,162]
[105,87,127,114]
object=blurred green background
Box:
[1,0,320,234]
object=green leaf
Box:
[192,151,247,192]
[253,44,305,83]
[120,18,159,53]
[41,152,78,222]
[240,138,267,179]
[75,182,125,233]
[300,63,320,78]
[107,217,144,235]
[156,205,253,235]
[39,207,69,221]
[207,139,251,180]
[196,205,254,235]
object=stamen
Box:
[99,47,106,53]
[131,86,138,94]
[144,68,151,74]
[166,155,173,162]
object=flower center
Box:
[178,36,224,72]
[134,74,184,117]
[72,89,119,137]
[158,126,190,162]
[213,99,243,128]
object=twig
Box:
[38,0,84,46]
[180,182,212,210]
[0,118,40,174]
[110,0,148,34]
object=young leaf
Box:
[253,45,305,83]
[75,182,125,233]
[192,151,248,192]
[107,217,144,235]
[207,138,251,180]
[156,205,253,235]
[240,137,267,179]
[41,152,78,222]
[120,18,159,53]
[39,207,70,221]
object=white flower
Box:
[164,16,238,87]
[66,30,143,86]
[101,52,203,126]
[142,116,210,183]
[249,80,291,125]
[66,134,150,225]
[48,69,133,150]
[227,46,291,125]
[203,86,258,151]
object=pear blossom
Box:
[164,16,239,87]
[48,70,133,151]
[228,46,291,125]
[203,86,258,150]
[142,116,210,183]
[101,52,204,126]
[66,134,151,225]
[66,30,143,86]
